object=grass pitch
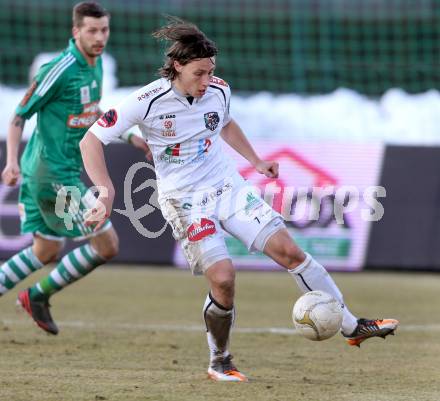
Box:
[0,266,439,401]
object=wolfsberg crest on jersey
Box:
[204,112,220,131]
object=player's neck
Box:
[171,80,189,97]
[75,42,98,66]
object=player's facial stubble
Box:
[74,16,110,62]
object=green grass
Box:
[0,266,439,401]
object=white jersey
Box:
[91,76,236,199]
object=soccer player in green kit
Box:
[0,2,150,335]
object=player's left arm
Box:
[220,119,279,179]
[120,132,152,161]
[97,107,152,160]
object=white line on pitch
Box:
[1,319,438,334]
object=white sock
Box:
[202,293,234,362]
[288,253,358,335]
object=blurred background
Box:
[1,0,439,94]
[1,0,440,271]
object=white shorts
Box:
[160,173,285,274]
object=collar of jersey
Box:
[170,82,188,99]
[68,38,91,67]
[168,81,202,104]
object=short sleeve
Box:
[223,85,232,127]
[90,91,142,145]
[15,58,69,120]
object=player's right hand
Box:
[84,193,114,232]
[1,162,21,186]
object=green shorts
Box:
[19,179,112,241]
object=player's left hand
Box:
[130,135,153,161]
[255,160,279,178]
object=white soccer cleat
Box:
[207,355,248,382]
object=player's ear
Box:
[72,26,79,40]
[173,60,183,73]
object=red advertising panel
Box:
[175,141,384,271]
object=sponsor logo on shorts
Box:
[97,109,118,128]
[245,192,262,211]
[198,182,232,207]
[187,218,216,241]
[204,112,220,131]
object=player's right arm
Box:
[2,58,66,185]
[1,115,25,186]
[80,88,145,230]
[80,131,115,231]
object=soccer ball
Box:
[292,290,343,341]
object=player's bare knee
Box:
[98,236,119,260]
[34,248,59,264]
[211,273,235,300]
[32,239,62,264]
[91,230,119,260]
[217,276,235,296]
[282,243,306,270]
[107,233,119,259]
[102,245,118,261]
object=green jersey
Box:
[16,39,103,183]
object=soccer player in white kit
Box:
[80,18,399,382]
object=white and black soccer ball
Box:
[292,290,343,341]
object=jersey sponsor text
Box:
[67,112,100,128]
[137,87,163,101]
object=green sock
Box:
[0,247,43,295]
[29,244,104,301]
